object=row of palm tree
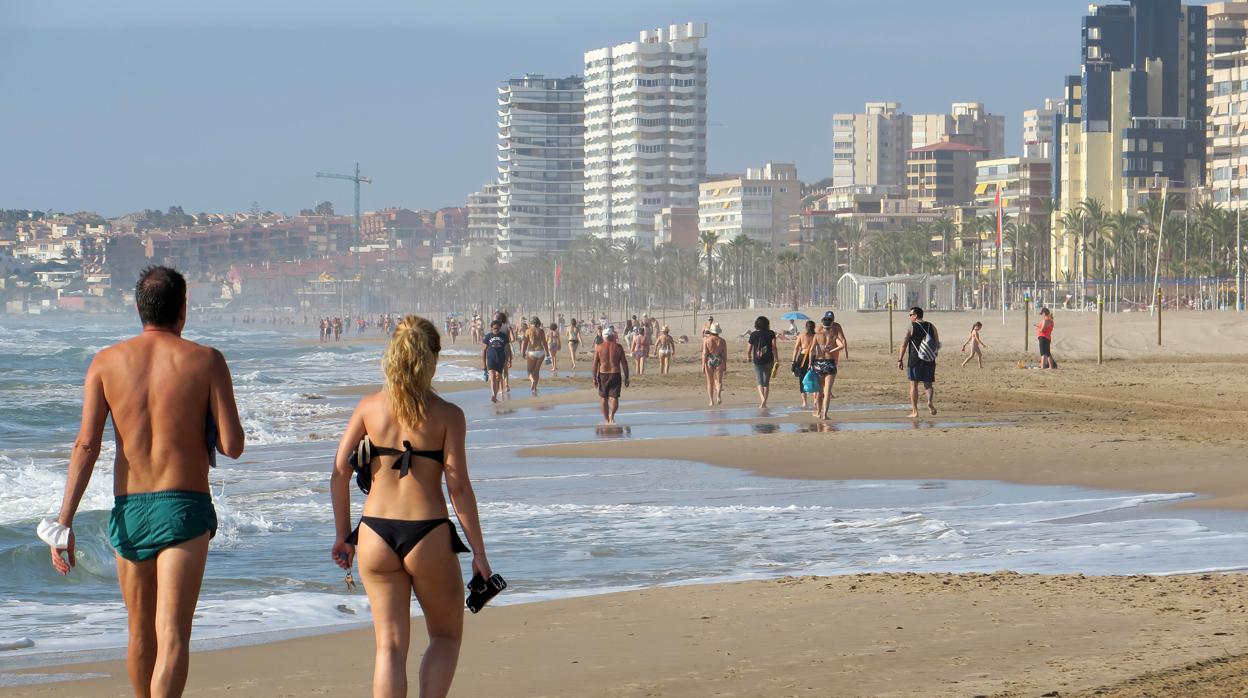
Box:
[391,195,1244,315]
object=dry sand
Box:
[6,309,1248,696]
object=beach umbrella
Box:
[781,312,809,320]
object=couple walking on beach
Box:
[790,312,848,419]
[44,266,492,698]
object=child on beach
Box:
[960,321,988,368]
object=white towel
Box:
[37,519,71,549]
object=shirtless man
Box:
[43,266,245,698]
[591,326,630,425]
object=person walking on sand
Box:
[898,306,939,418]
[960,321,988,368]
[591,326,630,425]
[547,322,562,377]
[481,319,511,403]
[43,266,245,698]
[791,320,817,409]
[654,325,675,375]
[567,319,582,373]
[331,315,492,698]
[630,323,650,376]
[1036,308,1058,369]
[496,312,514,394]
[811,312,848,420]
[519,316,549,396]
[702,323,727,406]
[745,316,779,409]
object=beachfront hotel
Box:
[831,102,1005,190]
[495,74,586,262]
[583,22,708,248]
[697,163,801,248]
[1052,0,1207,279]
[1022,98,1064,160]
[1206,1,1248,210]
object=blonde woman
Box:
[331,315,491,698]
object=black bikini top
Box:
[348,435,445,494]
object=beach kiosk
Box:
[837,273,957,311]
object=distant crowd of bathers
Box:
[317,314,399,341]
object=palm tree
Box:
[775,249,801,310]
[699,230,720,309]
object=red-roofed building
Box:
[906,135,989,207]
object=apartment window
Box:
[1088,45,1101,59]
[1088,27,1101,40]
[1152,142,1164,153]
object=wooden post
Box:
[1097,294,1104,365]
[888,301,894,351]
[1156,288,1162,347]
[1023,296,1030,352]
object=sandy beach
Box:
[6,308,1248,697]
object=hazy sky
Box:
[1,0,1101,216]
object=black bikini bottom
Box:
[348,516,471,559]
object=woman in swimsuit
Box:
[655,325,675,375]
[701,323,727,406]
[519,316,549,396]
[331,315,491,698]
[630,326,650,376]
[567,319,581,372]
[547,322,561,377]
[790,320,817,409]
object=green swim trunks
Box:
[109,490,217,562]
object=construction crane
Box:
[316,163,371,284]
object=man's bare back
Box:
[594,340,626,374]
[95,329,245,494]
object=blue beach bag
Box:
[801,368,819,394]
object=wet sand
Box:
[6,309,1248,696]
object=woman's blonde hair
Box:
[382,315,441,428]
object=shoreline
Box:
[8,309,1248,695]
[5,573,1248,697]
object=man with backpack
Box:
[898,306,939,418]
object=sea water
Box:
[2,314,1248,667]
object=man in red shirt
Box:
[591,326,630,424]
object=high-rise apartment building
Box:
[496,74,585,262]
[697,163,801,248]
[1022,98,1064,160]
[910,102,1005,159]
[1207,2,1248,209]
[583,22,708,247]
[1208,1,1248,60]
[906,136,989,208]
[465,183,501,247]
[831,102,1004,190]
[831,102,910,190]
[1053,0,1207,278]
